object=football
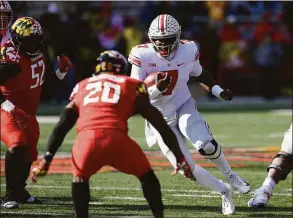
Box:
[144,72,167,87]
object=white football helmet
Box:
[148,14,181,60]
[0,0,13,31]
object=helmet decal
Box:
[10,17,44,57]
[11,17,43,37]
[94,50,127,76]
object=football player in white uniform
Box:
[248,123,292,208]
[0,0,12,46]
[129,14,250,203]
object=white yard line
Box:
[172,194,219,198]
[0,211,68,216]
[37,116,59,124]
[105,196,146,201]
[271,109,292,116]
[1,184,291,196]
[0,211,149,218]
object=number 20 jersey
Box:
[129,40,202,116]
[0,40,45,116]
[70,74,147,133]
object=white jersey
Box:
[129,40,202,116]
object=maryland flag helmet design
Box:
[94,50,127,76]
[10,17,44,57]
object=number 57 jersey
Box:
[70,74,146,133]
[129,40,202,116]
[0,41,46,116]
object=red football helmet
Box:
[0,0,13,31]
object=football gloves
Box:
[30,159,51,183]
[156,72,171,92]
[220,89,233,101]
[1,100,31,130]
[57,54,72,73]
[171,157,193,179]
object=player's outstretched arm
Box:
[194,69,233,101]
[54,54,72,80]
[44,52,72,81]
[31,100,78,183]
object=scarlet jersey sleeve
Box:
[128,45,149,81]
[69,83,80,102]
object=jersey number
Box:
[162,70,178,95]
[84,81,121,106]
[30,60,45,89]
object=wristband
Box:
[1,100,15,112]
[55,69,67,80]
[44,151,54,163]
[148,85,162,98]
[211,85,224,98]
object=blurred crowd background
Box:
[9,1,293,104]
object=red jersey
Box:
[70,74,147,133]
[0,40,45,115]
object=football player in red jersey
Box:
[0,0,12,46]
[0,17,72,209]
[31,50,192,218]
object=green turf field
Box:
[1,111,292,217]
[35,111,291,153]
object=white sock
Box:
[262,176,276,195]
[209,152,232,177]
[192,164,226,194]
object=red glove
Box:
[171,157,193,179]
[31,159,51,183]
[57,54,72,73]
[1,100,31,130]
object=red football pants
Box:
[72,129,152,179]
[1,111,39,162]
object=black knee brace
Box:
[267,152,293,180]
[198,139,222,160]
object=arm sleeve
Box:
[45,107,78,156]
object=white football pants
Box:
[145,97,213,170]
[281,123,292,155]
